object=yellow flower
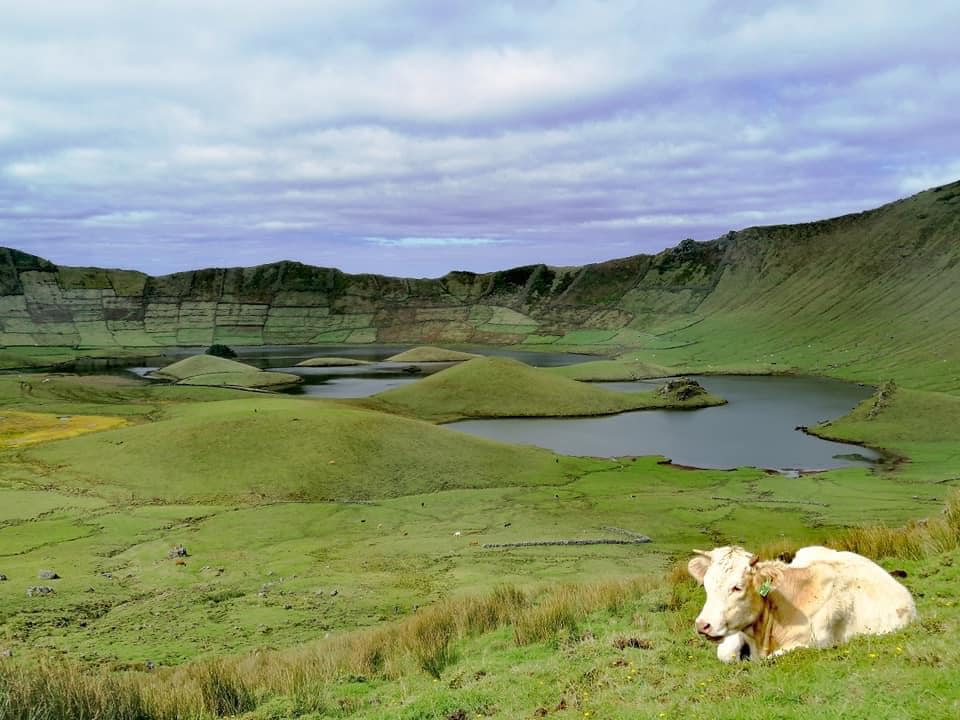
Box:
[868,652,877,659]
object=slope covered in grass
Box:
[386,346,480,362]
[3,495,958,720]
[23,396,591,502]
[368,356,723,422]
[295,356,372,367]
[620,182,960,392]
[151,354,255,380]
[547,357,676,381]
[149,353,302,390]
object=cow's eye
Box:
[731,585,743,593]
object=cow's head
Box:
[687,546,782,639]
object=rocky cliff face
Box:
[0,239,727,348]
[1,180,958,351]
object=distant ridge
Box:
[2,180,959,390]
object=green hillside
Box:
[150,354,258,380]
[367,356,723,421]
[22,396,589,502]
[295,356,373,367]
[149,353,302,390]
[386,346,480,362]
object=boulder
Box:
[657,377,708,401]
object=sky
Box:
[1,1,959,278]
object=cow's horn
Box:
[692,548,710,557]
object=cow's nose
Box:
[695,619,712,635]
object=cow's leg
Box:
[717,632,753,662]
[766,642,804,659]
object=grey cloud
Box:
[1,1,958,276]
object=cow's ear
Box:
[688,550,711,584]
[751,564,783,596]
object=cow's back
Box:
[792,546,916,643]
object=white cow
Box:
[687,545,917,662]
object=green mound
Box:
[150,354,257,380]
[24,397,587,502]
[176,370,302,390]
[295,356,373,367]
[548,358,676,381]
[386,346,480,362]
[149,354,302,390]
[369,356,723,422]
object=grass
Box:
[546,358,677,381]
[150,353,303,390]
[385,347,480,362]
[1,504,958,719]
[610,184,960,393]
[150,354,259,381]
[0,374,956,674]
[0,410,127,448]
[365,356,724,422]
[295,357,373,367]
[19,394,592,502]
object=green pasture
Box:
[0,368,957,676]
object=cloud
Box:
[0,1,958,276]
[364,236,506,248]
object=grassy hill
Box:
[386,346,480,362]
[149,354,303,390]
[295,356,373,367]
[22,396,590,502]
[367,356,723,422]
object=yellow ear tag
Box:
[758,579,772,597]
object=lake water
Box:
[253,345,592,398]
[449,375,878,471]
[129,345,592,397]
[127,346,878,471]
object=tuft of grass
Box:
[192,660,257,716]
[831,523,928,560]
[831,495,960,560]
[513,591,580,646]
[405,606,458,678]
